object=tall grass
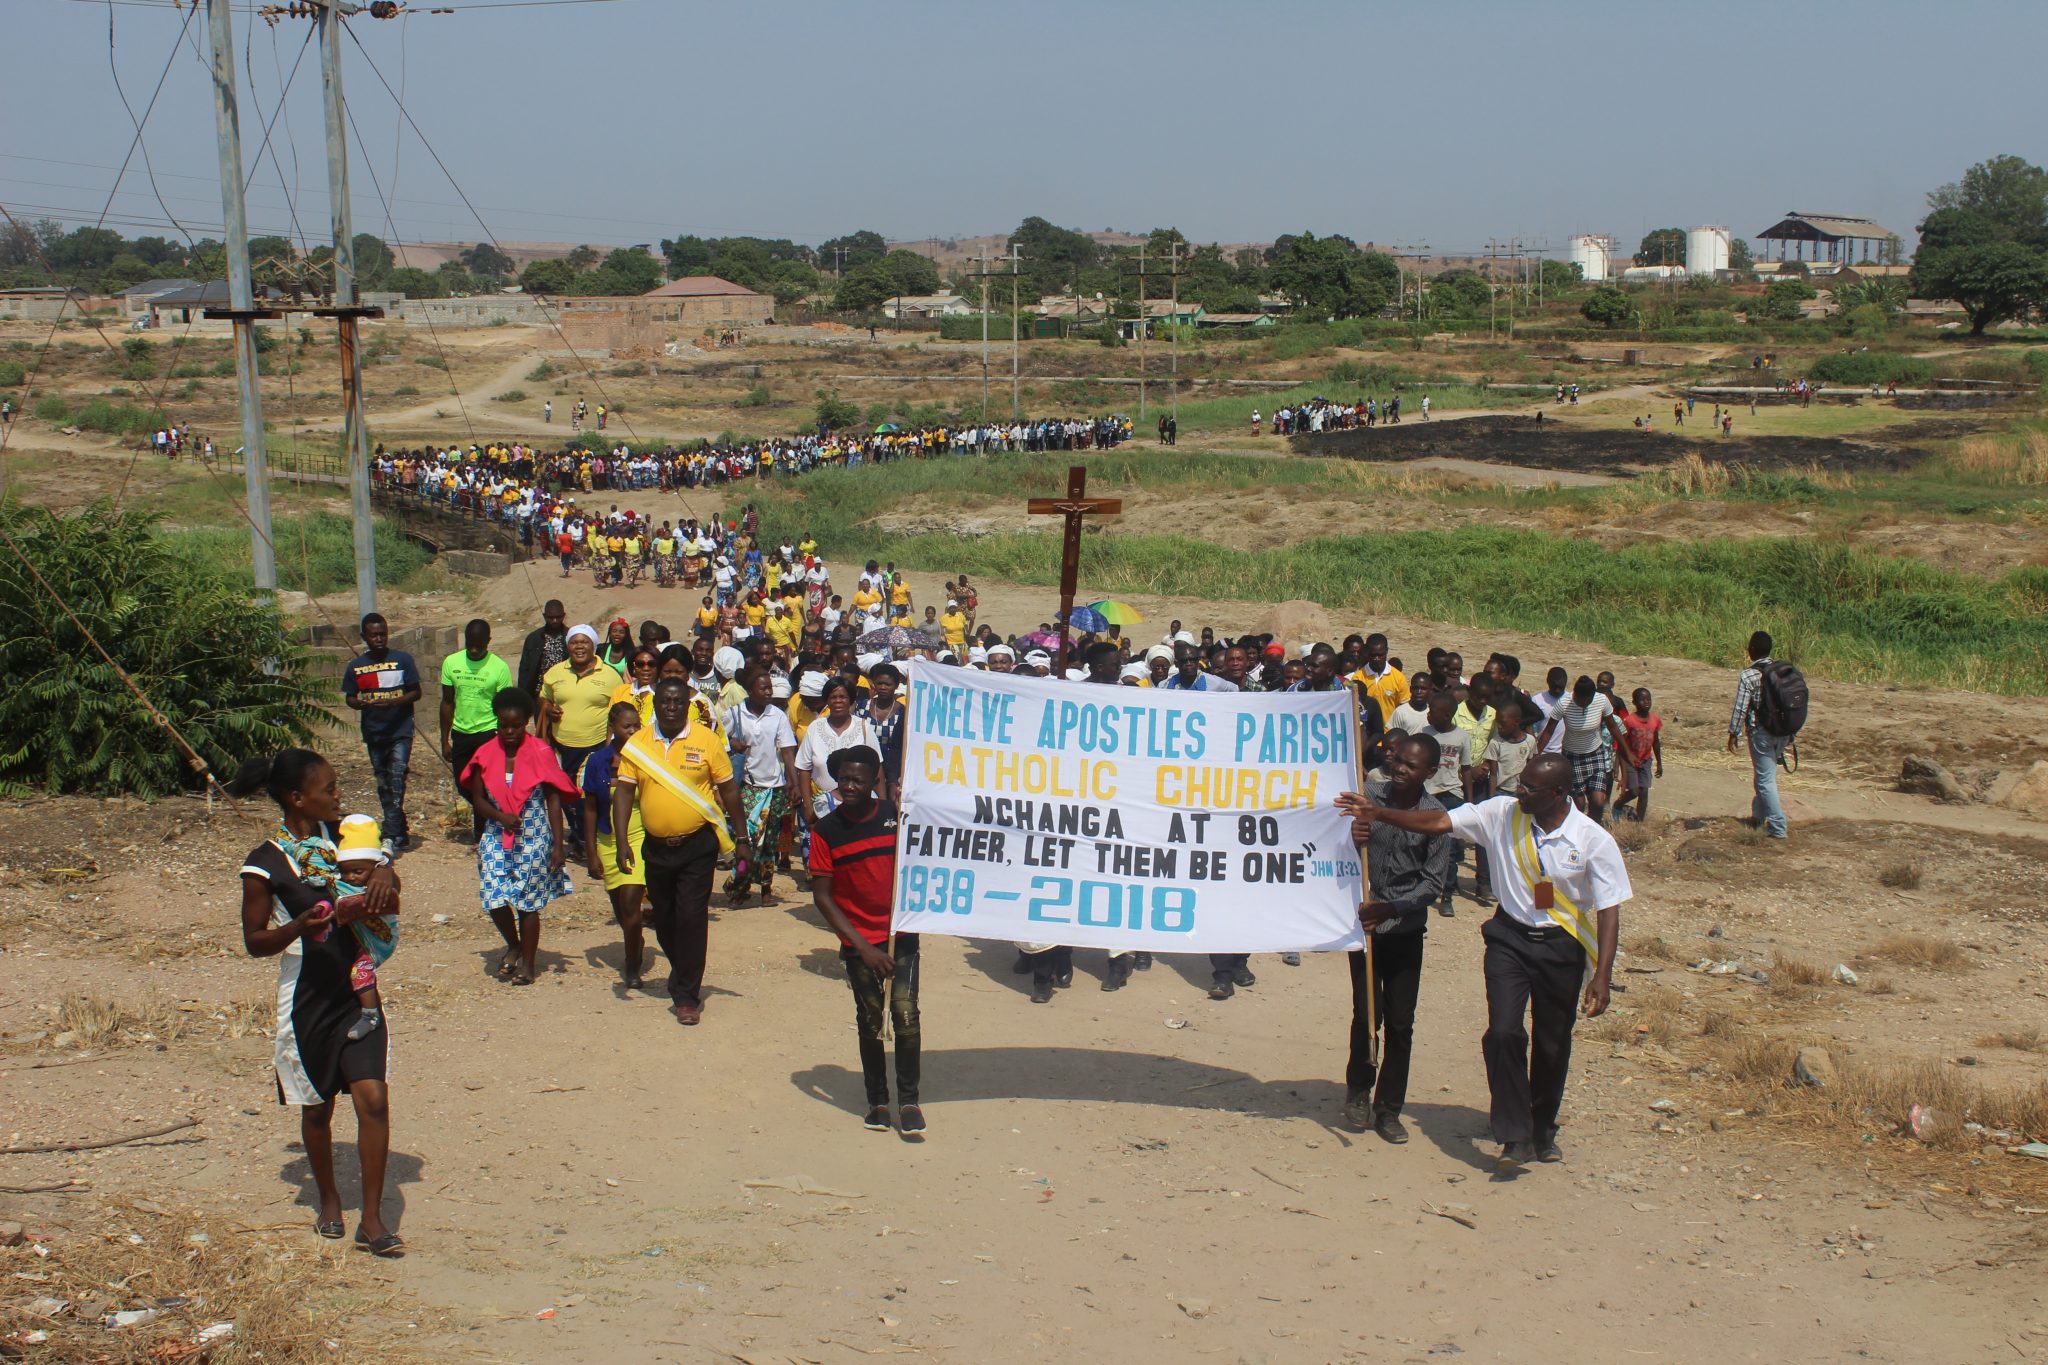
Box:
[760,462,2048,692]
[1945,427,2048,485]
[169,511,436,597]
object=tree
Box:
[576,247,663,297]
[766,258,820,307]
[1425,267,1492,319]
[519,258,574,296]
[1728,238,1755,275]
[565,244,601,272]
[1008,217,1102,303]
[351,233,394,288]
[1912,156,2048,333]
[660,234,717,278]
[384,266,447,299]
[1538,258,1583,291]
[435,260,476,295]
[816,230,887,274]
[1910,241,2048,334]
[1926,154,2048,248]
[1266,232,1395,318]
[1579,284,1634,328]
[815,390,859,432]
[0,499,327,797]
[459,242,514,283]
[879,249,940,299]
[1752,277,1817,322]
[1634,227,1686,268]
[833,261,896,313]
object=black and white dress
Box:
[241,834,390,1106]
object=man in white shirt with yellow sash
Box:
[1340,753,1626,1167]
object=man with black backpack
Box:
[1728,630,1807,839]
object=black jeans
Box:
[1480,912,1585,1144]
[1432,792,1466,904]
[1207,953,1249,982]
[1346,930,1424,1114]
[363,732,411,841]
[645,826,719,1005]
[840,934,921,1106]
[449,728,493,839]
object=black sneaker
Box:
[1536,1133,1563,1163]
[1437,901,1456,918]
[1134,952,1153,970]
[1207,979,1234,1001]
[862,1106,892,1132]
[1054,963,1073,989]
[1029,978,1054,1004]
[1342,1089,1372,1132]
[898,1105,926,1136]
[1499,1140,1537,1165]
[1230,968,1257,988]
[1373,1110,1409,1145]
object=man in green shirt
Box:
[440,617,514,841]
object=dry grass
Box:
[1877,861,1924,890]
[1770,954,1829,987]
[1629,934,1685,963]
[1947,428,2048,484]
[1711,1036,2048,1148]
[0,1196,428,1363]
[1976,1027,2047,1053]
[1866,934,1971,971]
[50,993,271,1051]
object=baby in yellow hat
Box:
[334,814,400,1042]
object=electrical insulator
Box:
[369,1,404,16]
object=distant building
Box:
[639,275,772,326]
[1195,311,1276,330]
[1754,212,1898,265]
[146,280,287,323]
[121,278,200,318]
[879,292,974,319]
[0,286,89,322]
[1117,299,1206,339]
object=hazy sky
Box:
[4,0,2043,258]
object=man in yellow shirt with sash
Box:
[613,677,747,1026]
[1340,752,1627,1167]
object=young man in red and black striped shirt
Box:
[807,745,924,1135]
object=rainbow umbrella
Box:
[1087,599,1144,626]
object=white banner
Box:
[893,665,1366,954]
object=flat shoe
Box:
[353,1228,404,1258]
[315,1219,345,1240]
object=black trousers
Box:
[1207,953,1249,982]
[1480,913,1585,1143]
[449,728,493,839]
[1432,792,1466,903]
[840,934,921,1106]
[645,826,719,1005]
[1346,931,1424,1113]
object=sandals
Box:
[353,1227,405,1258]
[495,951,519,982]
[511,969,534,986]
[314,1219,345,1240]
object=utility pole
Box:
[1485,238,1500,340]
[314,0,380,620]
[1168,240,1180,430]
[1125,244,1185,432]
[1008,245,1023,422]
[1135,243,1145,423]
[205,0,276,594]
[1394,243,1430,324]
[979,244,989,423]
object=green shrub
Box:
[169,363,205,379]
[392,384,419,397]
[1808,352,1932,386]
[736,383,774,408]
[527,360,556,382]
[0,360,24,386]
[33,396,71,423]
[208,358,238,377]
[415,354,448,370]
[494,388,527,404]
[0,499,329,797]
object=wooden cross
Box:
[1026,464,1122,667]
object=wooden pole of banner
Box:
[1349,682,1378,1070]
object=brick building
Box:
[556,275,771,352]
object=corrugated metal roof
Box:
[1757,212,1896,242]
[643,275,765,298]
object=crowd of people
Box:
[1252,394,1421,437]
[241,533,1806,1250]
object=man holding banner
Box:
[895,662,1366,1011]
[1340,753,1627,1166]
[1344,733,1453,1143]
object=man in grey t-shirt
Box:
[1420,691,1473,917]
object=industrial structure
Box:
[1754,212,1897,264]
[1686,225,1732,277]
[1567,234,1614,282]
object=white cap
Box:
[798,671,826,699]
[987,643,1016,659]
[1024,649,1051,667]
[1064,667,1087,681]
[1173,630,1195,645]
[1120,662,1148,680]
[713,646,744,679]
[1145,644,1174,664]
[968,645,988,664]
[856,651,885,673]
[566,624,599,647]
[769,672,792,700]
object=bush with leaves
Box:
[0,499,328,797]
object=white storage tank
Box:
[1687,225,1731,277]
[1568,234,1613,282]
